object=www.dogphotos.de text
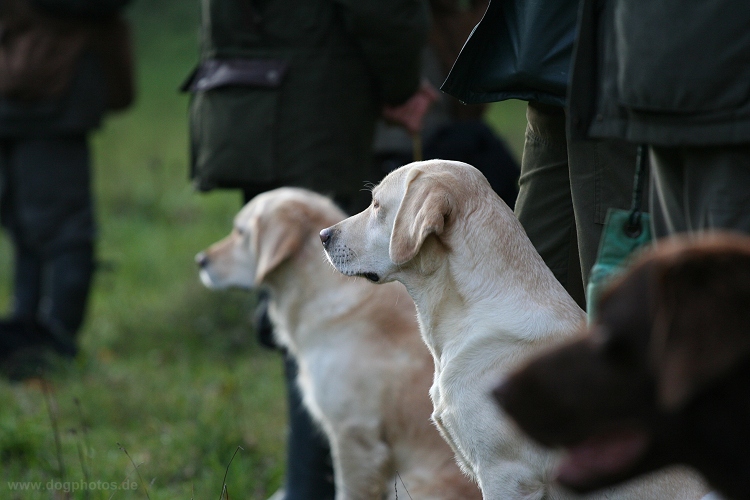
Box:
[7,479,138,493]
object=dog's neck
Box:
[262,239,377,354]
[402,198,584,365]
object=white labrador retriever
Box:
[321,160,707,499]
[196,187,481,500]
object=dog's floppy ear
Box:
[253,204,306,284]
[389,168,452,265]
[651,251,750,410]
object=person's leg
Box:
[651,144,750,236]
[515,102,585,308]
[282,354,335,500]
[0,141,42,322]
[0,136,90,367]
[42,245,95,337]
[568,137,639,286]
[8,136,94,340]
[11,250,43,322]
[649,146,689,238]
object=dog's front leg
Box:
[431,410,475,479]
[430,381,476,480]
[329,423,391,500]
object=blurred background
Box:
[0,1,526,497]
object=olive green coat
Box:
[569,0,750,146]
[187,0,429,196]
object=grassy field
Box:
[0,2,527,498]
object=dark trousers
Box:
[0,136,95,337]
[514,102,639,308]
[282,355,335,500]
[650,144,750,238]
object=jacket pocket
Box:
[186,59,288,190]
[614,0,750,113]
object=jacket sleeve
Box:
[335,0,430,106]
[31,0,130,18]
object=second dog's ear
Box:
[652,250,750,410]
[254,205,306,284]
[390,168,451,265]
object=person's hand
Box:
[382,80,439,135]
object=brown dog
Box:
[494,232,750,498]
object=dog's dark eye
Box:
[373,200,380,209]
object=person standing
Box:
[568,0,750,240]
[0,0,134,374]
[186,0,432,210]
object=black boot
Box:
[39,245,94,340]
[2,245,92,364]
[0,319,77,380]
[0,319,77,359]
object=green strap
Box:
[586,144,652,322]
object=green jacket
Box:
[441,0,577,107]
[187,0,429,194]
[569,0,750,146]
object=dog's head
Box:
[494,232,750,493]
[321,159,495,284]
[196,188,345,289]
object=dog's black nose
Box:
[320,227,333,247]
[195,252,208,268]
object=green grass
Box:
[0,2,527,498]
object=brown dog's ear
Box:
[389,168,452,266]
[652,251,750,410]
[253,204,306,284]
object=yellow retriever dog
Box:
[321,160,707,499]
[196,187,480,500]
